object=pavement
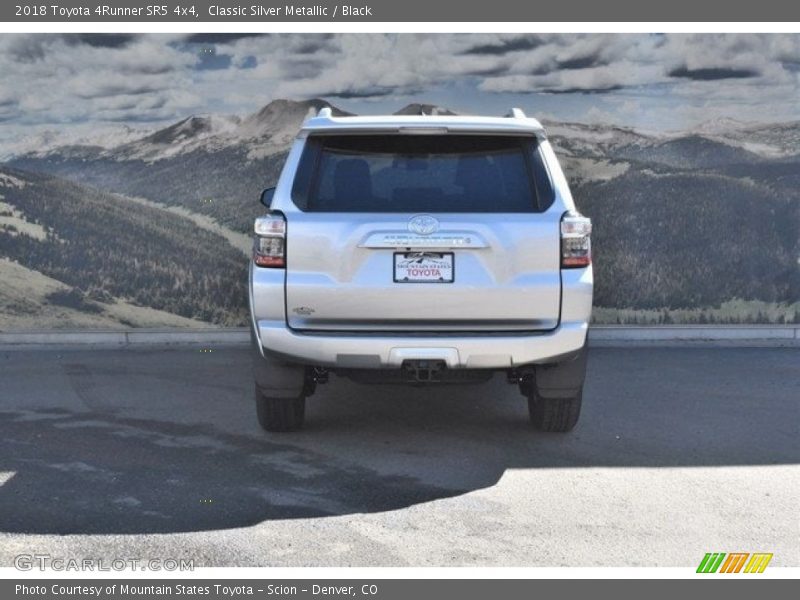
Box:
[0,346,797,567]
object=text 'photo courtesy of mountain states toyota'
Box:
[250,108,592,432]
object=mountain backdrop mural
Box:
[1,34,798,328]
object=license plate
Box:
[394,252,454,283]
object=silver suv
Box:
[249,108,593,432]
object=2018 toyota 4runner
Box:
[249,107,593,432]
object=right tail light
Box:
[560,211,592,268]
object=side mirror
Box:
[260,187,276,208]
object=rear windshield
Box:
[291,134,554,213]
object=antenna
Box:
[317,107,333,118]
[507,108,526,119]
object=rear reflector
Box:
[253,214,286,268]
[561,211,592,268]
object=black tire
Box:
[526,387,582,433]
[255,385,306,432]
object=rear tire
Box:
[526,387,582,433]
[255,385,306,432]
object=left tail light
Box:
[253,214,286,268]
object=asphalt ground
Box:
[0,346,797,567]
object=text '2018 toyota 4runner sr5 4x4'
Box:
[249,107,593,432]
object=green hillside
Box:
[0,167,249,326]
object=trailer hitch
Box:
[402,359,446,383]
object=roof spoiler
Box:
[315,106,528,119]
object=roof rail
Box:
[507,108,526,119]
[317,107,333,118]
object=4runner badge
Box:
[408,215,439,236]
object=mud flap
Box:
[534,345,588,399]
[250,325,308,398]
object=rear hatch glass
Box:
[291,134,554,213]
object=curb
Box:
[0,328,250,348]
[0,326,797,349]
[588,325,799,345]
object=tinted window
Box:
[292,134,554,213]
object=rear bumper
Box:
[256,319,588,369]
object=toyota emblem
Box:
[408,215,439,236]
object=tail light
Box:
[560,211,592,268]
[253,214,286,268]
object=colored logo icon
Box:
[697,552,773,573]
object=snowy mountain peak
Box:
[141,115,239,146]
[243,98,350,132]
[234,99,351,159]
[694,116,752,134]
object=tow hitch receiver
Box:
[402,359,446,383]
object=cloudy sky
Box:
[1,33,798,151]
